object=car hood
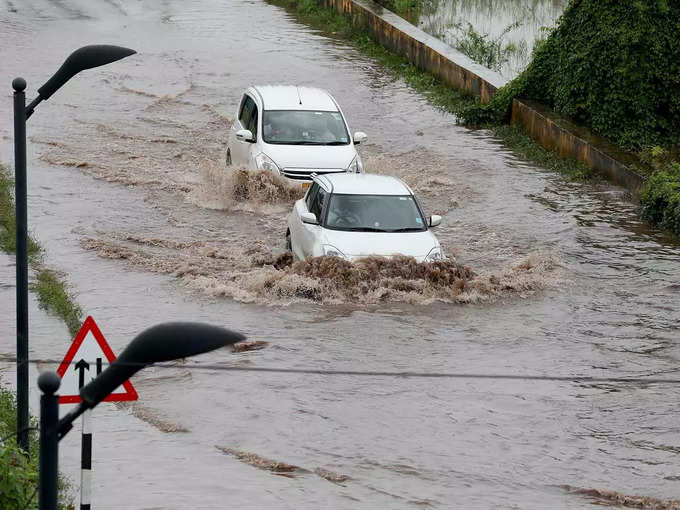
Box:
[262,143,356,169]
[322,229,439,259]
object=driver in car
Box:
[327,196,364,228]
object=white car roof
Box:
[316,173,413,196]
[253,85,339,111]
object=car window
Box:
[248,101,258,139]
[325,194,426,232]
[310,188,327,219]
[305,183,318,211]
[262,110,349,145]
[238,95,251,128]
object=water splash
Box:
[82,234,561,305]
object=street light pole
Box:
[12,45,136,453]
[13,76,29,453]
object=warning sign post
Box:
[56,316,138,404]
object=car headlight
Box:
[347,154,364,173]
[322,244,348,259]
[255,153,280,174]
[425,247,443,261]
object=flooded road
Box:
[1,0,679,508]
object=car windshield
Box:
[324,194,427,232]
[263,110,349,145]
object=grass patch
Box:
[31,270,83,338]
[0,165,40,257]
[0,387,73,509]
[1,164,84,337]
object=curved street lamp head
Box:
[79,322,245,409]
[37,44,136,101]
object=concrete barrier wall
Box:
[511,99,646,193]
[319,0,506,103]
[317,0,647,194]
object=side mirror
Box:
[301,212,318,225]
[353,131,368,145]
[429,215,441,227]
[236,129,255,143]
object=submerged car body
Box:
[287,173,443,262]
[226,85,367,188]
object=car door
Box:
[300,186,327,258]
[230,94,259,166]
[291,184,317,259]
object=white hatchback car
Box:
[226,85,367,188]
[287,173,443,262]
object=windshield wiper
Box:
[387,227,424,232]
[286,141,326,145]
[353,227,388,232]
[324,141,348,145]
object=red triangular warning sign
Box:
[56,316,138,404]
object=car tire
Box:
[226,149,232,166]
[285,230,292,252]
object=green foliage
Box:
[448,21,526,73]
[640,147,680,234]
[32,270,84,338]
[0,388,74,509]
[475,0,680,151]
[0,387,38,509]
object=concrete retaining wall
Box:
[511,99,646,193]
[317,0,647,193]
[320,0,506,103]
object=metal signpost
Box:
[56,317,139,509]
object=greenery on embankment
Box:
[460,0,680,151]
[454,0,680,234]
[269,0,591,180]
[639,149,680,235]
[0,387,73,509]
[0,165,83,336]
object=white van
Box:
[226,85,367,189]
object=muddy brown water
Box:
[0,0,679,508]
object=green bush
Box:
[0,387,73,509]
[467,0,680,150]
[0,388,39,509]
[641,161,680,234]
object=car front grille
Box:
[280,168,346,181]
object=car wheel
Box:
[226,149,232,166]
[285,230,292,251]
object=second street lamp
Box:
[13,45,136,453]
